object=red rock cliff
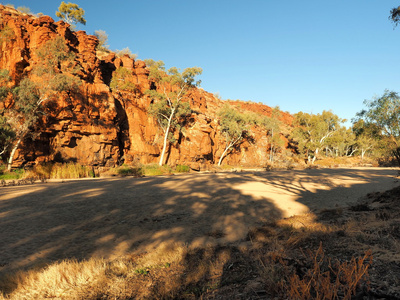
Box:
[0,5,292,170]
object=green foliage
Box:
[110,67,137,93]
[141,164,172,176]
[0,25,15,45]
[390,5,400,27]
[355,90,400,164]
[148,96,191,137]
[134,268,149,275]
[145,59,202,89]
[115,165,143,177]
[325,127,356,157]
[352,120,380,159]
[12,36,80,122]
[0,167,24,180]
[218,104,249,146]
[0,116,15,158]
[94,30,109,52]
[357,90,400,138]
[217,104,253,165]
[175,164,190,173]
[5,36,80,170]
[56,1,86,26]
[292,110,344,164]
[0,69,12,101]
[34,36,80,76]
[260,107,284,162]
[145,60,202,166]
[0,70,16,158]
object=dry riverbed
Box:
[0,167,398,275]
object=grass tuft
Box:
[175,164,190,173]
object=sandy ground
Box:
[0,167,399,274]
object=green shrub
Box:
[116,165,143,177]
[0,168,24,180]
[175,164,190,173]
[141,164,172,176]
[110,67,137,92]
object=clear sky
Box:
[4,1,400,126]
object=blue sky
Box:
[4,1,400,126]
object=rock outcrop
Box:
[0,5,293,170]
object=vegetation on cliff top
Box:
[55,1,86,26]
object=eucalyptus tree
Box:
[217,104,252,166]
[261,106,284,162]
[145,59,202,166]
[326,127,356,157]
[351,120,379,160]
[355,90,400,165]
[291,110,343,164]
[56,2,86,26]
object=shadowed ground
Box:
[0,167,398,275]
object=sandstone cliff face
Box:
[0,5,292,170]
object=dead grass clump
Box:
[315,156,370,168]
[0,244,188,300]
[50,163,94,179]
[282,244,372,300]
[0,259,108,300]
[277,212,329,230]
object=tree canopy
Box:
[291,110,344,164]
[355,90,400,165]
[110,67,137,93]
[217,104,252,166]
[390,6,400,27]
[260,107,284,162]
[56,2,86,26]
[145,60,202,166]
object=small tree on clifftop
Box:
[145,59,202,166]
[94,30,109,52]
[56,2,86,27]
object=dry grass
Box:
[0,243,188,300]
[0,259,108,300]
[315,156,378,168]
[283,244,372,300]
[23,163,94,180]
